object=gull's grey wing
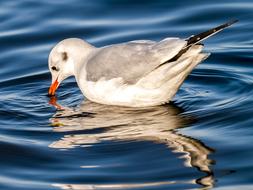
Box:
[85,38,186,84]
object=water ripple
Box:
[0,0,253,189]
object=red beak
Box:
[48,79,59,96]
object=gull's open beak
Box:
[48,79,59,96]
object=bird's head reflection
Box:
[49,97,215,189]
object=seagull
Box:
[48,20,237,107]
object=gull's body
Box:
[48,20,237,107]
[77,40,206,107]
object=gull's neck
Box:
[72,41,96,77]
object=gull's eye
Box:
[51,66,59,71]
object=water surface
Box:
[0,0,253,189]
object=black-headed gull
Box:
[48,20,237,107]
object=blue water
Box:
[0,0,253,189]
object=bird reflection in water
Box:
[49,97,215,189]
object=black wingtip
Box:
[166,20,238,63]
[187,19,238,46]
[223,19,239,29]
[226,19,239,26]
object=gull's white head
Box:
[48,38,93,96]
